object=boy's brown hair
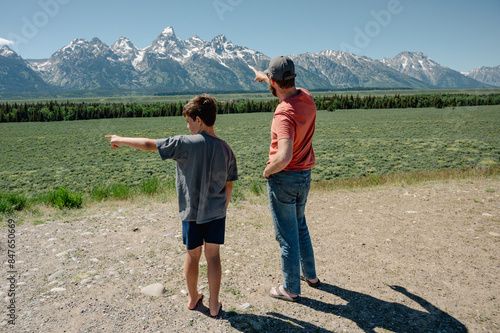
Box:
[182,94,217,127]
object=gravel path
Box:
[1,178,499,332]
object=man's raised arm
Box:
[251,66,270,85]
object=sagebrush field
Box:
[0,105,499,196]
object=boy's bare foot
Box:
[187,292,203,310]
[209,301,222,317]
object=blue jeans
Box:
[267,170,317,295]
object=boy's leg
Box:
[185,246,203,310]
[204,243,222,316]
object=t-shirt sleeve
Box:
[156,136,185,161]
[227,151,238,182]
[274,110,296,141]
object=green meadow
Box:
[0,105,499,198]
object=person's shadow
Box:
[194,303,329,332]
[226,284,468,333]
[300,283,468,333]
[226,311,331,332]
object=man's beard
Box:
[268,82,277,97]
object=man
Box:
[252,56,320,302]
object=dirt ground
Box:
[1,178,499,332]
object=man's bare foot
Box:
[269,285,298,299]
[187,292,203,310]
[301,276,321,288]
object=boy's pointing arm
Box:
[105,135,157,151]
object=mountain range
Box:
[1,26,498,96]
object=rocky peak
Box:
[0,45,21,59]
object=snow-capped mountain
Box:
[0,46,52,93]
[130,27,270,91]
[23,27,271,92]
[148,27,185,58]
[292,50,429,89]
[381,52,488,89]
[29,37,140,90]
[465,66,500,87]
[0,27,494,95]
[0,45,22,60]
[111,36,143,64]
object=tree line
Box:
[1,93,499,122]
[315,93,500,111]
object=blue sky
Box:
[1,0,499,72]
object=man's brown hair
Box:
[273,74,295,89]
[182,94,217,127]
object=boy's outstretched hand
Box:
[105,135,157,151]
[105,135,122,150]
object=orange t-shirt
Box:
[268,88,316,171]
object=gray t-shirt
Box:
[156,132,238,224]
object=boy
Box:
[105,94,238,317]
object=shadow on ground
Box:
[225,284,468,333]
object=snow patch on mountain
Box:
[0,45,19,59]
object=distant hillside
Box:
[465,66,500,87]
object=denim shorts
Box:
[182,217,226,250]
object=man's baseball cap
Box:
[264,56,297,81]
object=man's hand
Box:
[263,167,270,179]
[105,135,122,150]
[251,66,269,84]
[263,139,293,179]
